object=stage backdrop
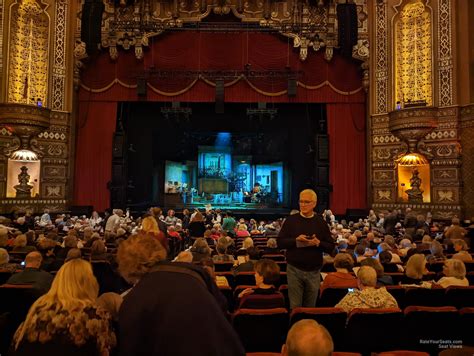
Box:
[75,31,366,214]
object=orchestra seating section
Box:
[1,219,474,355]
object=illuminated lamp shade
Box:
[397,152,429,166]
[10,149,39,162]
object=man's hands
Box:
[296,234,321,248]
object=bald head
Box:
[25,251,42,268]
[282,319,334,356]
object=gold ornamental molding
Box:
[0,103,51,156]
[388,106,438,154]
[76,0,370,63]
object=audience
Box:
[320,253,357,294]
[116,233,244,356]
[7,251,54,294]
[190,238,212,262]
[452,239,472,262]
[11,259,116,356]
[2,208,472,355]
[0,248,21,272]
[281,319,334,356]
[401,253,430,286]
[436,259,469,288]
[335,266,398,313]
[360,257,394,286]
[238,258,281,299]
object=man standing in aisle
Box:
[277,189,335,309]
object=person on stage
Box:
[277,189,335,309]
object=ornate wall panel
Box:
[394,1,432,106]
[374,1,388,114]
[0,0,4,80]
[437,0,453,107]
[7,0,50,105]
[460,105,474,219]
[51,0,67,111]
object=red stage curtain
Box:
[74,102,117,211]
[327,103,367,215]
[74,31,366,212]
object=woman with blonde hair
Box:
[12,259,116,355]
[401,253,429,286]
[436,259,469,288]
[452,239,472,262]
[140,215,168,253]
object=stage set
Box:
[116,102,330,216]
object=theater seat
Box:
[445,286,474,309]
[459,308,474,346]
[261,254,286,262]
[317,288,349,307]
[238,293,286,310]
[404,286,447,307]
[403,306,460,354]
[233,308,288,352]
[375,351,430,356]
[385,286,406,309]
[345,308,403,354]
[235,272,257,287]
[290,307,347,351]
[214,262,234,272]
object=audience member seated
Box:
[238,258,281,299]
[376,242,402,264]
[335,266,398,313]
[401,253,431,286]
[452,239,472,262]
[96,292,123,323]
[0,248,21,272]
[417,235,432,252]
[10,259,116,356]
[65,248,82,262]
[11,235,36,254]
[190,238,212,262]
[7,252,54,294]
[36,238,62,272]
[140,216,169,252]
[436,259,469,288]
[379,250,402,273]
[398,238,416,257]
[281,319,334,356]
[90,240,122,295]
[188,212,207,239]
[262,238,280,255]
[360,257,394,286]
[444,217,467,244]
[236,223,250,238]
[354,243,368,264]
[233,247,260,273]
[237,237,254,254]
[320,253,358,294]
[426,240,446,264]
[55,235,77,261]
[174,250,193,263]
[200,258,230,288]
[116,233,244,356]
[213,241,234,263]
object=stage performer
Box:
[277,189,334,309]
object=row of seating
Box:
[232,306,474,354]
[220,284,474,312]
